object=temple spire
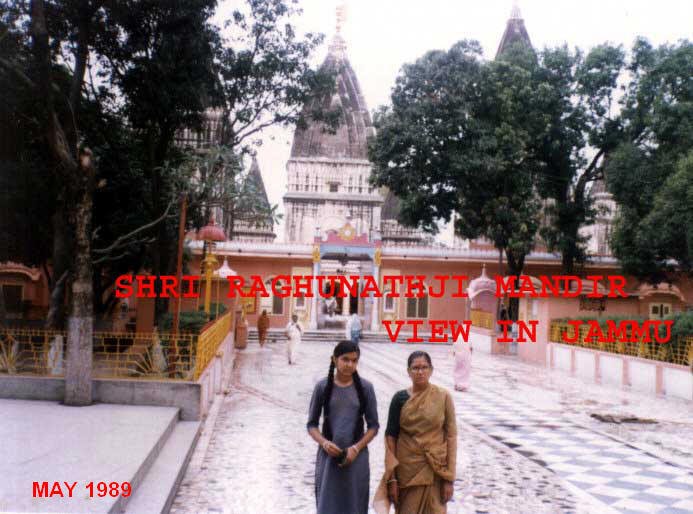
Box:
[336,2,347,35]
[329,1,348,57]
[496,0,532,58]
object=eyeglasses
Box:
[409,366,431,373]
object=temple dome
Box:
[290,37,374,160]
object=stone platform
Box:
[0,399,199,513]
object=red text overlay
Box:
[115,274,630,299]
[32,481,131,498]
[114,273,672,344]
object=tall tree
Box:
[215,0,336,151]
[27,0,101,404]
[94,0,220,318]
[530,43,626,273]
[368,41,543,277]
[607,39,693,281]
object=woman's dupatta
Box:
[373,384,455,514]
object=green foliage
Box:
[214,0,338,151]
[608,39,693,280]
[158,311,209,334]
[369,34,693,279]
[157,303,227,333]
[206,302,228,318]
[1,0,330,326]
[369,40,542,274]
[665,311,693,341]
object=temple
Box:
[2,3,690,354]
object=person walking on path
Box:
[307,341,379,514]
[374,351,457,514]
[348,313,362,345]
[285,314,303,364]
[257,310,270,348]
[452,336,472,391]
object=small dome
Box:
[468,265,496,299]
[636,282,685,302]
[198,216,226,242]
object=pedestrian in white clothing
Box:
[285,314,303,364]
[347,313,362,345]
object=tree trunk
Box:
[32,0,95,405]
[65,150,95,406]
[45,197,70,329]
[0,281,6,327]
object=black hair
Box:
[407,350,433,368]
[321,341,367,442]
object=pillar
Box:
[310,260,320,329]
[310,243,320,330]
[371,263,380,332]
[371,245,382,332]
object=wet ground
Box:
[171,341,693,514]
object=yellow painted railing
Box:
[0,313,232,381]
[470,309,494,330]
[193,311,232,380]
[549,321,692,366]
[93,330,197,380]
[0,329,65,376]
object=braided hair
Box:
[322,341,368,443]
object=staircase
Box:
[121,411,201,514]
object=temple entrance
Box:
[349,283,359,315]
[310,221,382,331]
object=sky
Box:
[215,0,693,242]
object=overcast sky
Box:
[216,0,693,242]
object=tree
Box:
[162,147,280,241]
[607,39,693,281]
[2,0,335,327]
[368,40,543,277]
[641,152,693,273]
[532,43,626,273]
[27,0,99,405]
[214,0,337,151]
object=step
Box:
[123,421,201,514]
[112,407,181,513]
[0,400,180,514]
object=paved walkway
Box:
[171,341,693,514]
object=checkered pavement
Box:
[456,389,693,514]
[363,346,693,514]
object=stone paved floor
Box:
[171,342,693,514]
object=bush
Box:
[158,311,209,333]
[206,302,228,318]
[157,303,228,334]
[665,311,693,341]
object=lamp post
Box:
[172,194,187,336]
[214,257,236,318]
[198,216,226,317]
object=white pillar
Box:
[370,264,380,331]
[310,261,320,329]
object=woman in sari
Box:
[307,341,379,514]
[257,310,270,348]
[374,351,457,514]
